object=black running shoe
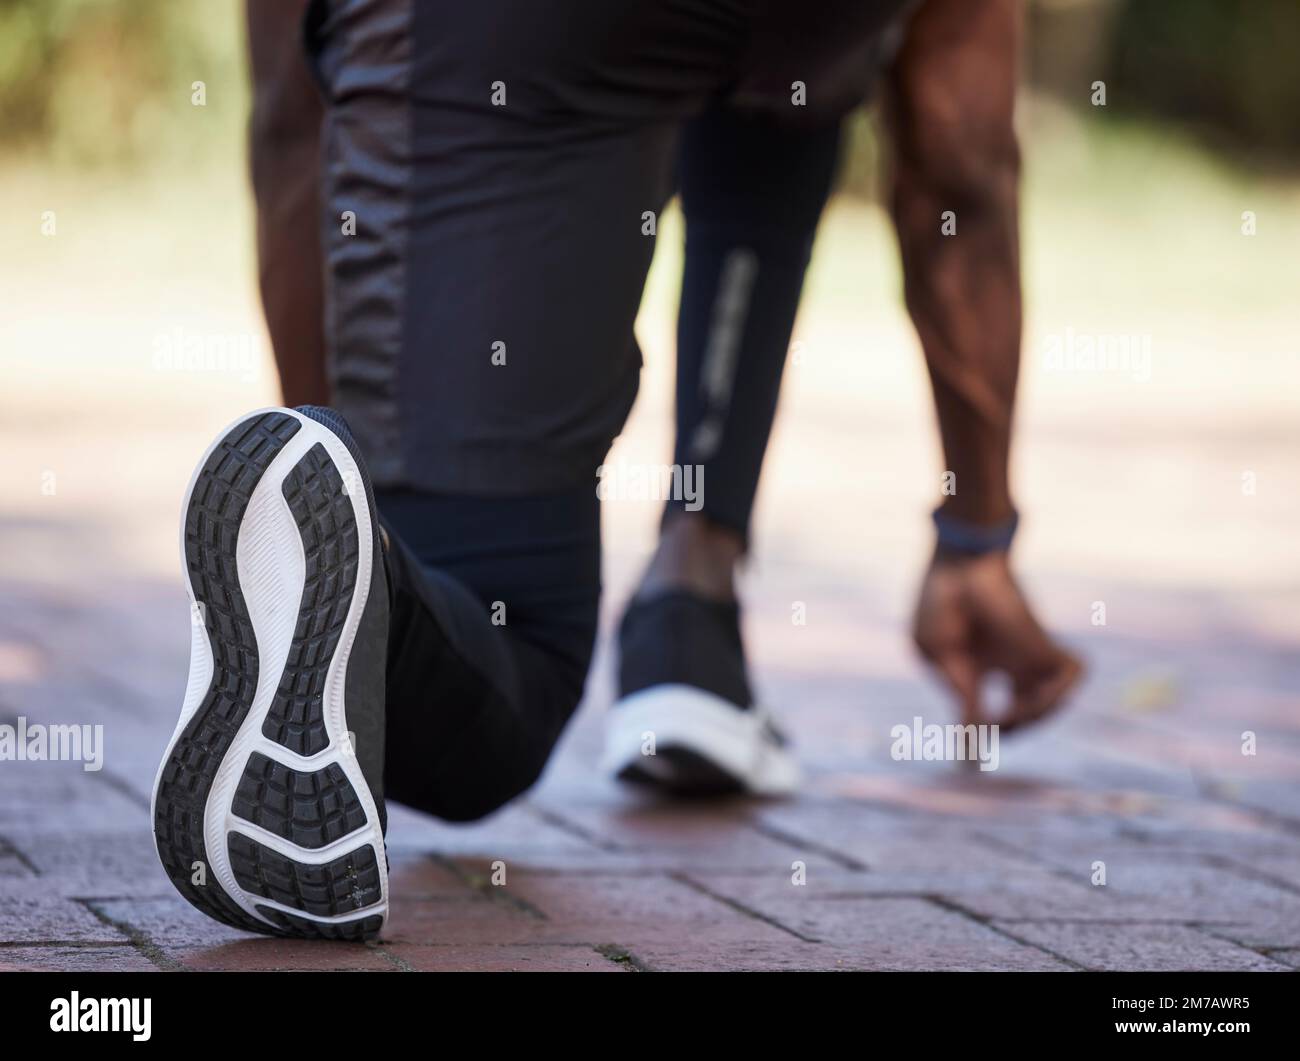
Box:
[152,406,389,940]
[605,591,799,796]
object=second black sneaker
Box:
[151,406,390,940]
[604,591,799,796]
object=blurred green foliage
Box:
[0,0,1295,172]
[0,0,244,167]
[1105,0,1300,162]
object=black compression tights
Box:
[668,106,842,543]
[375,109,838,822]
[378,485,600,822]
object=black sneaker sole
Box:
[151,408,388,940]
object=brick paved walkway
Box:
[3,182,1299,969]
[2,373,1298,972]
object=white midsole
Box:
[602,683,800,796]
[151,408,387,931]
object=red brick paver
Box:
[2,352,1297,972]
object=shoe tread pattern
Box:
[230,751,367,849]
[228,833,381,919]
[243,443,382,939]
[260,443,359,756]
[153,411,302,935]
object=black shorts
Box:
[304,0,912,494]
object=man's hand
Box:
[912,550,1082,732]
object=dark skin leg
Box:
[884,0,1081,731]
[246,0,1079,732]
[246,0,330,407]
[644,0,1080,731]
[640,0,1024,606]
[638,510,744,602]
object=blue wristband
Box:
[932,507,1018,555]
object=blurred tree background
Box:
[0,0,244,167]
[0,0,1295,172]
[1032,0,1300,166]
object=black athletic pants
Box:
[304,0,908,819]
